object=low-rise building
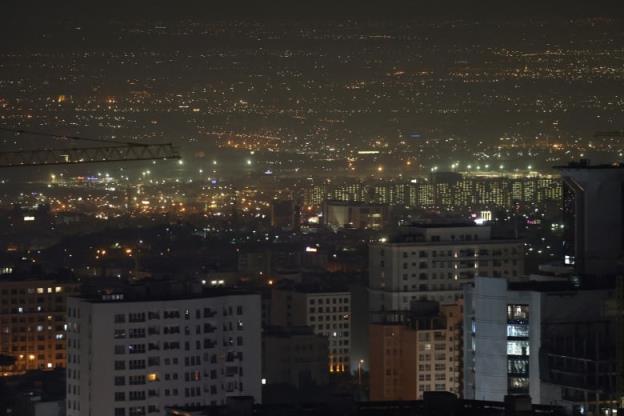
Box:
[262,326,328,389]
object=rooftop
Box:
[75,278,257,303]
[166,393,565,416]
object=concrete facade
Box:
[66,292,262,416]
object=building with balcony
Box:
[369,223,523,316]
[65,286,261,416]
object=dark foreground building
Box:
[167,393,565,416]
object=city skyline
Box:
[1,3,623,416]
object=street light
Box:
[358,359,364,385]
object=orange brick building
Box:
[369,302,462,400]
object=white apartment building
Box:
[463,276,617,415]
[66,291,261,416]
[369,224,523,313]
[463,277,540,403]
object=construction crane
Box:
[0,127,180,167]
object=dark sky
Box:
[0,0,621,49]
[3,0,624,22]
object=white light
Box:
[261,378,267,385]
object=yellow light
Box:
[28,354,35,360]
[147,372,158,382]
[377,165,383,172]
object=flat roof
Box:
[72,287,258,304]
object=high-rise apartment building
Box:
[464,276,618,415]
[0,276,79,376]
[299,175,561,211]
[369,302,462,401]
[369,224,523,315]
[66,289,261,416]
[557,160,624,276]
[269,286,351,373]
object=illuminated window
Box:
[147,373,159,382]
[507,324,529,337]
[508,358,529,375]
[507,340,530,356]
[507,304,529,321]
[508,377,529,391]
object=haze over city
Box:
[0,2,623,416]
